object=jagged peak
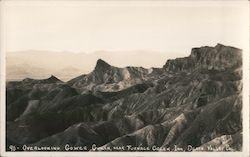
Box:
[22,77,34,82]
[191,43,240,52]
[215,43,242,51]
[96,59,110,66]
[215,43,228,51]
[94,59,111,71]
[41,75,63,83]
[191,43,227,51]
[164,44,242,72]
[47,75,61,81]
[22,75,63,83]
[191,43,242,57]
[215,43,226,48]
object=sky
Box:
[3,1,249,56]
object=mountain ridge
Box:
[6,43,243,151]
[163,43,242,72]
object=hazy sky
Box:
[3,1,249,55]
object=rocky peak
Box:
[22,75,62,84]
[164,44,242,72]
[94,59,111,72]
[46,75,62,83]
[215,43,226,50]
[22,77,34,83]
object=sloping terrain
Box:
[6,44,242,151]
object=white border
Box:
[0,0,249,157]
[0,0,7,156]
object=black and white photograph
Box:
[0,0,249,157]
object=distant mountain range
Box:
[6,50,181,81]
[6,44,243,151]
